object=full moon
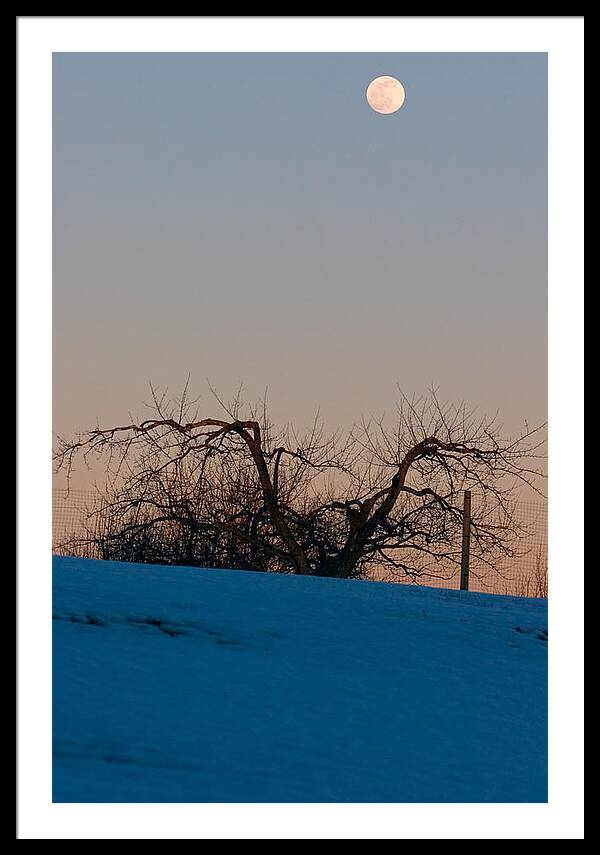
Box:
[366,76,405,114]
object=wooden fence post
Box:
[460,490,472,591]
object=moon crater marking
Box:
[366,76,405,114]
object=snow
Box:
[53,556,547,803]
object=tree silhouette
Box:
[54,385,546,581]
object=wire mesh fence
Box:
[52,488,105,558]
[372,501,547,597]
[53,488,548,598]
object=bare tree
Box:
[54,385,546,581]
[513,546,548,599]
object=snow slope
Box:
[53,556,547,803]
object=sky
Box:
[53,52,547,489]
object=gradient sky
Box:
[53,52,547,489]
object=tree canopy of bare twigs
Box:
[54,385,546,582]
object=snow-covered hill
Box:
[53,556,547,802]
